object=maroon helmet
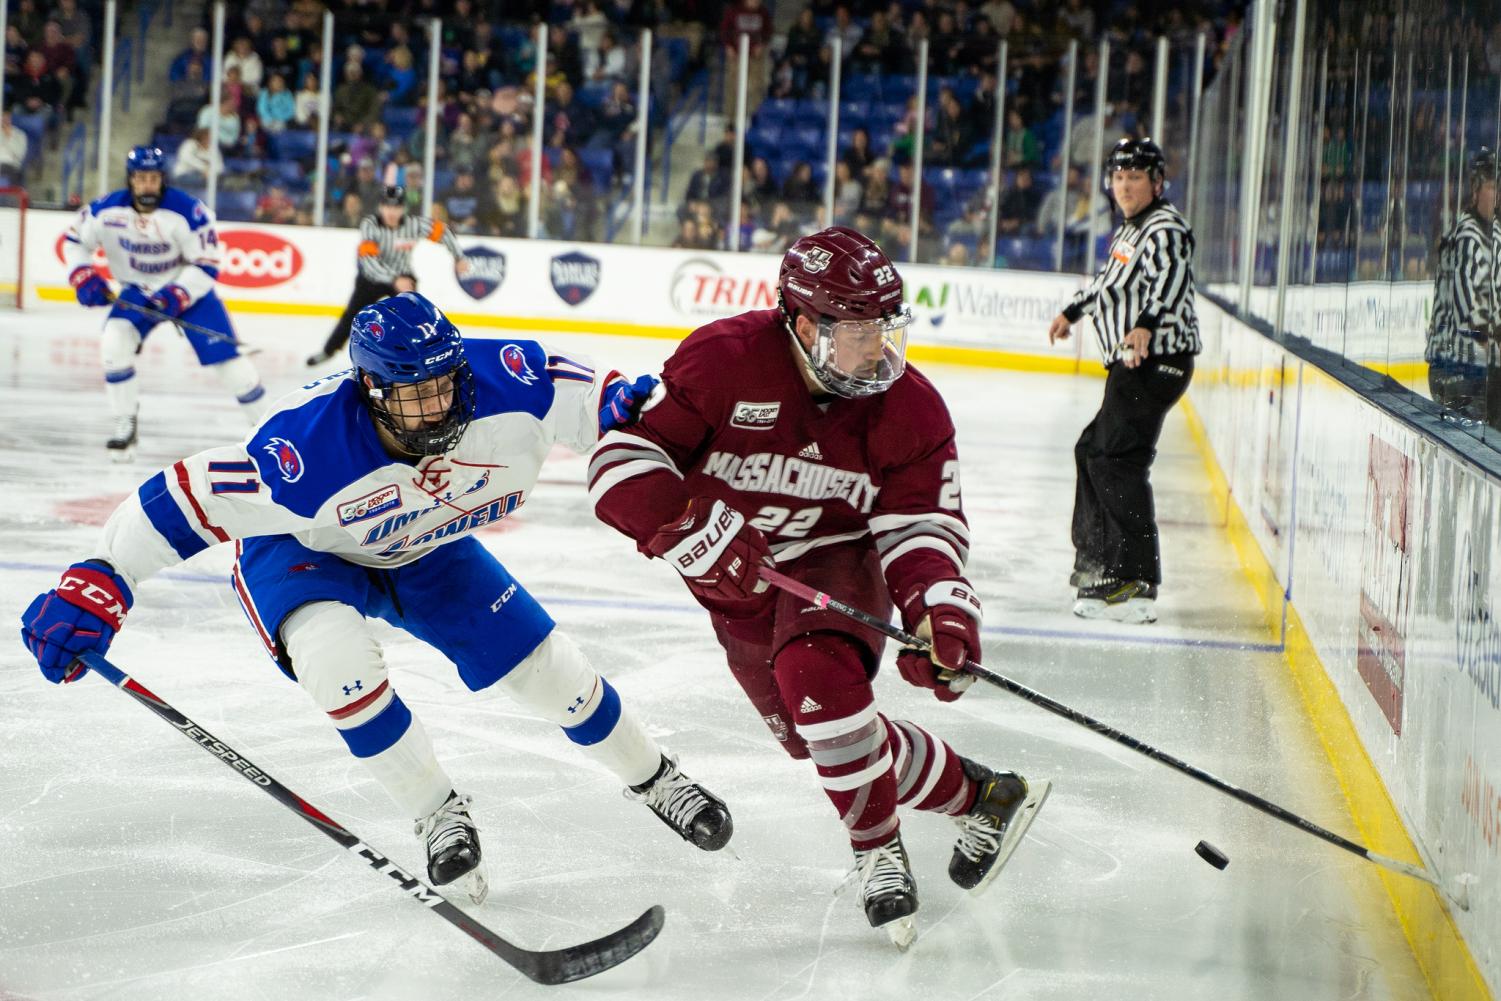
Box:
[778,226,912,397]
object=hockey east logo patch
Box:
[458,246,507,300]
[263,437,304,483]
[730,401,781,430]
[550,250,601,306]
[337,484,402,525]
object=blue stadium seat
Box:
[224,157,263,175]
[215,189,258,221]
[839,100,870,126]
[578,147,613,185]
[382,106,421,135]
[843,74,882,103]
[578,81,611,108]
[270,130,318,160]
[152,133,185,156]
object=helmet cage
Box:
[360,362,476,456]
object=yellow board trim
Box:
[1180,395,1493,1001]
[33,284,1106,373]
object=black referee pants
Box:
[1071,352,1195,586]
[318,274,409,358]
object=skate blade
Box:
[449,866,489,906]
[1072,599,1156,624]
[107,446,135,464]
[882,915,917,951]
[969,778,1052,897]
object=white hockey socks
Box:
[212,356,270,423]
[282,601,453,820]
[495,631,662,787]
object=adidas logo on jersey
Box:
[799,696,823,714]
[797,442,823,461]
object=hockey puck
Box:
[1195,840,1230,870]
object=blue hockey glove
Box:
[20,560,134,684]
[117,284,154,314]
[69,266,112,308]
[148,284,192,319]
[599,373,660,432]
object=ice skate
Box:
[415,790,487,904]
[949,759,1051,895]
[1069,562,1106,588]
[306,348,335,367]
[1073,578,1158,623]
[106,414,138,462]
[848,834,919,950]
[626,752,733,851]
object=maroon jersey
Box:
[589,309,970,604]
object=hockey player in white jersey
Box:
[21,292,733,903]
[65,145,268,460]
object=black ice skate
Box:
[949,758,1051,895]
[626,753,733,851]
[849,833,919,950]
[1069,562,1106,588]
[415,790,487,904]
[106,414,138,462]
[1073,578,1158,623]
[305,348,335,367]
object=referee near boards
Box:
[1047,137,1200,625]
[307,185,471,366]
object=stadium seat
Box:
[215,189,258,221]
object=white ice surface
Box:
[0,308,1429,1000]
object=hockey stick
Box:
[107,294,261,355]
[75,651,667,984]
[757,567,1474,911]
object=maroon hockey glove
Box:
[646,497,775,616]
[896,580,981,702]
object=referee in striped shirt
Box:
[1425,148,1498,420]
[1047,137,1200,624]
[307,185,471,366]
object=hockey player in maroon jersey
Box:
[589,226,1050,947]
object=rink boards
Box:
[1193,296,1500,998]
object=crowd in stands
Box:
[685,0,1237,265]
[1,0,101,182]
[150,0,679,237]
[134,0,1247,262]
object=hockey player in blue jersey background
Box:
[64,145,269,459]
[21,292,732,903]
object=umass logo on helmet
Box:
[458,246,507,300]
[550,250,601,306]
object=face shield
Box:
[807,306,913,398]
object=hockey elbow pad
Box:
[20,560,134,684]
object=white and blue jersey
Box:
[91,339,626,692]
[64,187,241,365]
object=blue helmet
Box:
[125,145,167,209]
[350,292,476,455]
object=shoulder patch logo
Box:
[500,344,539,384]
[264,437,305,483]
[731,401,781,430]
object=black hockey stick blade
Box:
[76,651,667,983]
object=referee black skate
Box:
[1425,148,1498,422]
[306,185,471,366]
[1048,137,1200,624]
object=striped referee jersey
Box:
[1425,210,1499,367]
[1062,199,1201,366]
[357,213,464,284]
